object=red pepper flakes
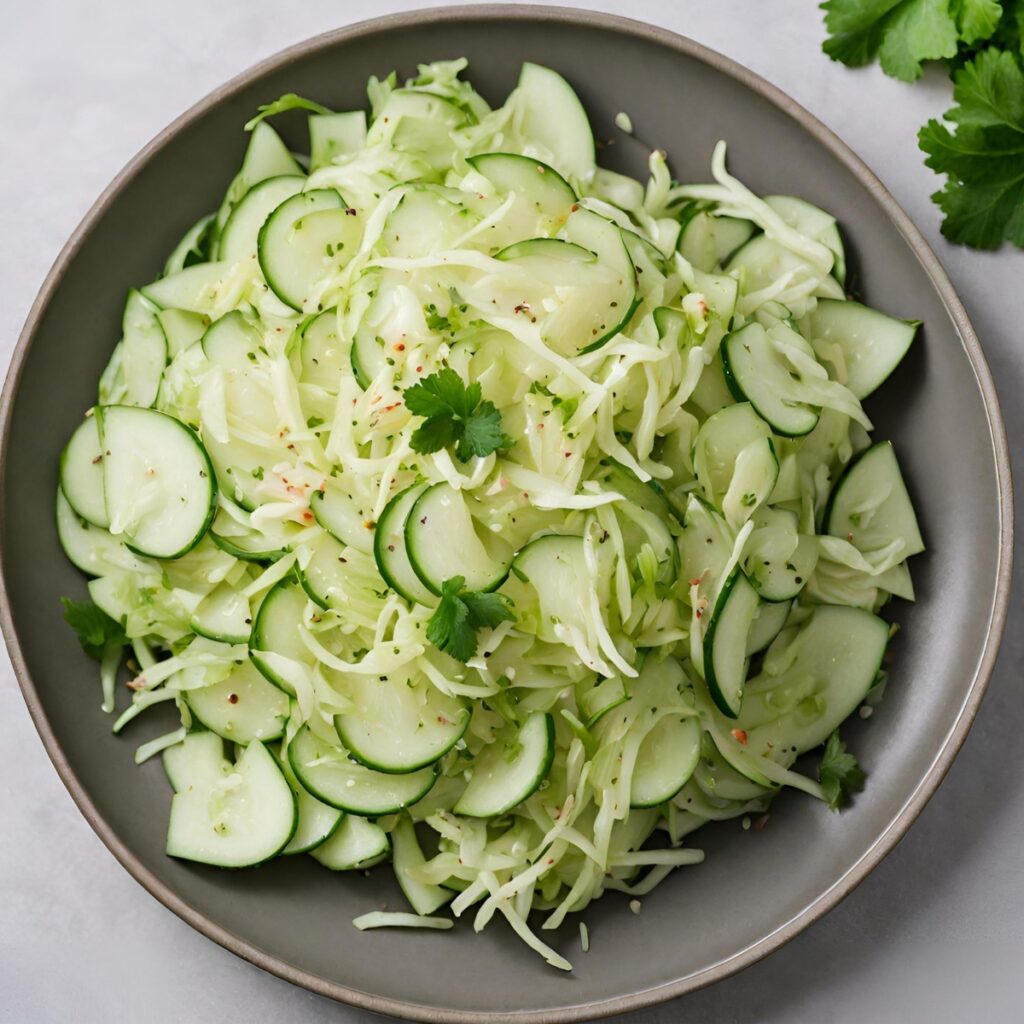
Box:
[228,693,239,705]
[394,343,405,352]
[302,510,314,522]
[731,728,748,745]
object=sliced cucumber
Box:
[210,528,289,563]
[801,298,919,400]
[276,745,343,855]
[297,307,347,393]
[218,174,305,262]
[392,816,452,915]
[157,308,210,358]
[693,735,771,802]
[141,261,235,314]
[382,185,476,258]
[60,416,109,528]
[722,321,819,437]
[56,489,149,577]
[765,195,846,283]
[288,725,437,815]
[334,673,470,774]
[825,441,924,559]
[310,814,390,871]
[454,711,555,817]
[678,495,734,605]
[579,676,628,728]
[310,482,375,553]
[373,483,437,606]
[165,735,296,868]
[725,235,845,300]
[678,210,756,271]
[300,532,355,610]
[98,405,216,559]
[745,599,790,656]
[309,110,367,170]
[185,659,289,744]
[163,730,222,793]
[703,570,761,718]
[121,290,168,408]
[407,483,512,595]
[467,152,576,243]
[742,506,817,601]
[737,604,889,756]
[258,188,361,312]
[189,579,252,643]
[163,213,214,276]
[514,62,595,184]
[630,713,701,808]
[249,578,314,693]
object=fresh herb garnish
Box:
[426,575,515,662]
[61,598,127,660]
[821,0,1024,248]
[244,93,332,131]
[818,729,867,811]
[404,369,512,461]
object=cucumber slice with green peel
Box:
[249,578,314,693]
[391,816,452,915]
[201,308,262,367]
[382,185,476,258]
[454,712,555,817]
[630,713,701,808]
[689,352,736,418]
[745,599,790,656]
[693,735,772,802]
[825,441,924,559]
[736,604,889,757]
[309,110,367,170]
[97,405,216,559]
[725,235,845,302]
[513,62,595,184]
[56,490,149,577]
[495,237,595,266]
[60,417,109,528]
[297,307,347,392]
[678,211,756,271]
[764,195,846,283]
[579,676,628,728]
[214,121,303,237]
[722,321,820,437]
[189,580,253,643]
[742,506,817,602]
[693,402,773,511]
[120,290,168,408]
[185,660,290,744]
[218,174,305,262]
[288,725,437,815]
[157,308,210,358]
[141,261,236,314]
[334,673,470,774]
[165,735,296,868]
[467,152,576,243]
[702,570,761,718]
[310,814,390,871]
[310,483,375,554]
[374,483,437,606]
[258,188,362,312]
[163,730,223,793]
[300,532,357,610]
[163,213,215,276]
[693,268,740,322]
[275,746,343,855]
[407,483,513,595]
[800,298,919,400]
[209,528,290,563]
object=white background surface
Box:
[2,2,1022,1021]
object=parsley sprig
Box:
[817,730,867,811]
[426,576,515,662]
[821,0,1024,249]
[62,598,129,713]
[404,369,513,462]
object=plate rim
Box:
[0,5,1013,1022]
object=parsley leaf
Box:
[426,576,515,662]
[404,369,512,462]
[61,598,127,661]
[818,730,867,811]
[244,93,332,131]
[919,48,1024,247]
[822,0,960,82]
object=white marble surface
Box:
[2,2,1022,1021]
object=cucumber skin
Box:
[702,570,750,719]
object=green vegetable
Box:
[404,369,512,461]
[822,0,1024,248]
[426,575,515,661]
[61,598,129,714]
[244,93,332,131]
[817,730,867,810]
[920,48,1024,247]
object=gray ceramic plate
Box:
[0,6,1012,1022]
